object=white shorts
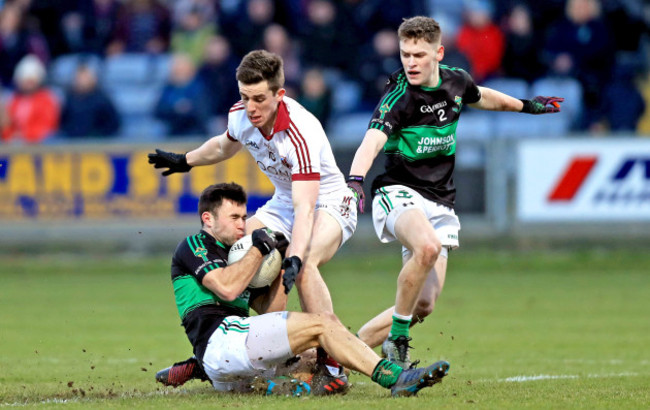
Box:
[253,190,357,248]
[202,312,294,392]
[372,185,460,250]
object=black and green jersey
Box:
[171,230,266,360]
[368,66,481,208]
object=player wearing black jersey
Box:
[346,16,563,368]
[157,182,450,397]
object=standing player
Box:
[346,16,563,368]
[159,182,449,397]
[148,50,356,319]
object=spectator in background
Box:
[637,70,650,135]
[226,0,275,57]
[356,29,401,107]
[434,13,470,74]
[19,4,50,63]
[17,0,72,58]
[273,0,309,35]
[197,35,240,118]
[172,0,216,26]
[60,10,86,54]
[0,86,8,132]
[601,0,647,57]
[424,1,464,29]
[300,0,357,73]
[155,53,209,136]
[108,0,171,55]
[604,64,645,133]
[501,3,543,83]
[0,4,29,87]
[1,54,59,144]
[60,64,120,138]
[74,0,122,56]
[331,0,365,46]
[456,0,504,83]
[353,0,426,41]
[170,6,216,65]
[0,4,49,87]
[262,24,301,86]
[515,0,566,35]
[543,0,615,130]
[298,68,332,129]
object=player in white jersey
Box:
[148,50,356,318]
[226,95,348,204]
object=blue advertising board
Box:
[0,145,274,220]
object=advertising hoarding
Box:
[517,139,650,221]
[0,145,274,220]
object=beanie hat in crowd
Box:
[13,54,46,85]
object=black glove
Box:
[347,175,365,214]
[274,233,289,257]
[281,256,302,294]
[251,228,282,255]
[520,96,564,115]
[147,149,192,176]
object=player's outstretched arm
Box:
[470,86,563,114]
[348,129,388,213]
[186,132,242,166]
[148,133,243,176]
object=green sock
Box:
[389,314,412,340]
[371,359,404,388]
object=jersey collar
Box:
[419,73,442,91]
[200,229,227,249]
[260,100,290,140]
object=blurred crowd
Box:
[0,0,649,144]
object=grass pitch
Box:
[1,245,649,408]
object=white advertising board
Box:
[517,139,650,222]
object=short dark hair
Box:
[236,50,285,93]
[198,183,247,225]
[398,16,441,44]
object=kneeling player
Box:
[158,182,449,397]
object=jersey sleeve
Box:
[286,115,322,181]
[459,69,481,104]
[172,237,227,283]
[367,80,403,136]
[226,101,245,142]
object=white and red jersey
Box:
[227,96,347,203]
